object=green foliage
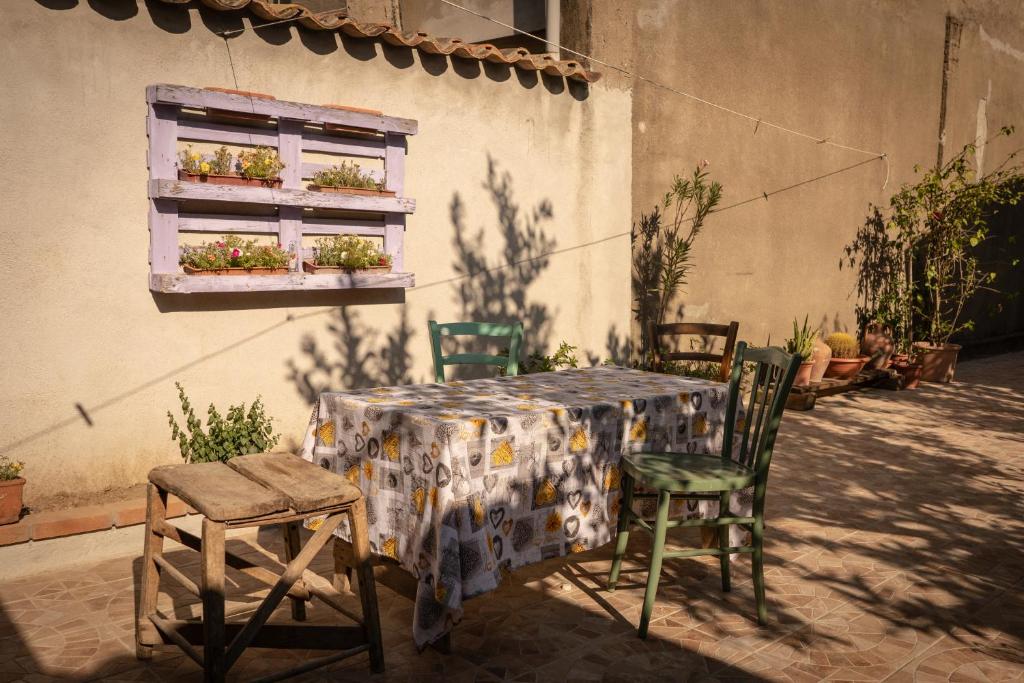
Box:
[784,316,817,359]
[237,146,285,180]
[167,382,279,464]
[521,341,580,374]
[180,235,291,270]
[210,145,233,175]
[178,145,237,176]
[314,235,391,269]
[661,360,723,381]
[632,162,723,368]
[312,161,381,190]
[824,332,859,359]
[0,454,24,481]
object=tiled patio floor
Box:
[1,352,1022,682]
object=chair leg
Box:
[638,489,671,639]
[332,538,355,594]
[201,518,226,683]
[718,490,731,593]
[607,472,635,591]
[282,522,307,621]
[752,514,767,626]
[136,484,166,660]
[348,498,384,673]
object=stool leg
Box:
[136,484,166,660]
[332,538,354,594]
[282,522,307,621]
[348,498,384,673]
[201,518,226,683]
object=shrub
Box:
[314,235,391,269]
[784,316,817,360]
[181,235,291,270]
[825,332,859,359]
[237,146,285,180]
[0,455,24,481]
[312,161,381,190]
[167,382,279,464]
[522,341,579,374]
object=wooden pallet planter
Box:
[786,368,904,411]
[302,261,391,275]
[147,84,417,293]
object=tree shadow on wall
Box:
[442,156,558,379]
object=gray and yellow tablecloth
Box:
[299,366,747,648]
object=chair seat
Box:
[621,452,756,492]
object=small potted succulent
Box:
[304,235,392,274]
[308,160,394,197]
[181,235,292,275]
[178,145,284,188]
[784,316,818,387]
[823,333,870,379]
[0,455,25,525]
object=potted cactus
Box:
[784,316,817,387]
[0,455,25,525]
[824,333,870,379]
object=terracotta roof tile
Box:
[160,0,600,83]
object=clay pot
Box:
[0,477,25,525]
[307,184,395,197]
[913,342,962,383]
[824,356,870,380]
[178,170,282,188]
[204,87,275,124]
[322,103,384,138]
[302,260,392,274]
[793,360,815,388]
[183,266,289,275]
[861,322,895,369]
[892,361,922,390]
[809,337,832,383]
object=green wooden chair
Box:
[427,320,524,383]
[608,341,802,637]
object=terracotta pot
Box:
[913,342,962,383]
[302,260,392,275]
[793,360,815,388]
[178,170,282,188]
[307,184,396,197]
[809,337,832,383]
[0,477,25,525]
[183,266,289,276]
[892,361,922,390]
[322,103,384,138]
[861,322,895,369]
[204,87,275,124]
[824,356,869,380]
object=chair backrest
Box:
[721,342,801,480]
[650,320,740,382]
[428,320,524,383]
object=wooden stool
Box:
[135,452,383,682]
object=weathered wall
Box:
[0,1,631,502]
[626,0,1024,350]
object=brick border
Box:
[0,494,194,547]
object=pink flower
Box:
[217,241,225,248]
[231,248,241,258]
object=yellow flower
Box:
[199,161,211,174]
[191,153,200,161]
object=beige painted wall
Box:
[626,0,1024,349]
[0,2,632,502]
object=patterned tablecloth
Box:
[299,366,748,648]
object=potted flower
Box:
[0,455,25,525]
[178,144,234,184]
[308,161,394,197]
[303,235,392,274]
[783,316,817,387]
[823,333,869,379]
[181,235,292,275]
[178,145,284,188]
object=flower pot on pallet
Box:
[302,260,392,275]
[183,266,289,276]
[891,361,923,389]
[0,478,25,525]
[861,322,895,369]
[322,103,384,138]
[824,356,870,380]
[793,360,815,388]
[204,87,276,124]
[178,170,282,188]
[307,184,396,197]
[913,342,961,383]
[809,337,832,383]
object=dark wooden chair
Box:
[608,342,803,637]
[649,320,740,382]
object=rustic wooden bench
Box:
[135,452,383,682]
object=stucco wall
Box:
[0,2,632,502]
[626,0,1024,349]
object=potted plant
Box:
[0,455,25,525]
[823,333,869,379]
[168,383,280,463]
[861,321,895,369]
[181,235,292,275]
[809,336,832,383]
[204,87,276,124]
[178,145,284,188]
[784,316,817,387]
[308,160,394,197]
[891,352,923,389]
[303,235,393,274]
